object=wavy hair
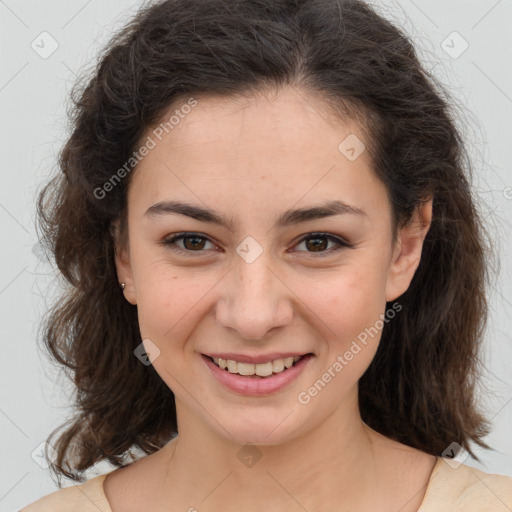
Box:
[36,0,493,485]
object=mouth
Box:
[203,353,313,379]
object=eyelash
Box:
[161,232,353,257]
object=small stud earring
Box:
[120,282,126,290]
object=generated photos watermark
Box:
[93,97,198,200]
[297,302,402,405]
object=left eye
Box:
[162,232,352,256]
[294,233,352,256]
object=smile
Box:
[210,355,304,378]
[202,353,314,396]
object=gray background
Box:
[1,0,511,510]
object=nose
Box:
[215,254,293,341]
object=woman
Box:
[21,0,512,510]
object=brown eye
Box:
[162,233,215,254]
[181,235,207,250]
[162,231,353,257]
[294,233,353,257]
[303,236,328,252]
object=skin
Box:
[108,86,435,512]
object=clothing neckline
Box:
[416,456,445,511]
[92,455,444,512]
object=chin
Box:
[213,411,305,447]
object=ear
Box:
[385,198,433,302]
[111,219,137,305]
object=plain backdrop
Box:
[1,0,511,510]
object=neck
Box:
[158,389,389,511]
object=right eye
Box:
[161,232,217,255]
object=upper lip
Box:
[203,352,312,364]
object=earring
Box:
[120,282,126,290]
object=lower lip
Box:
[201,354,314,396]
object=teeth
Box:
[255,362,273,377]
[272,359,284,373]
[237,362,255,376]
[212,355,305,377]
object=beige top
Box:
[20,456,512,511]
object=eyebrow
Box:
[144,199,367,230]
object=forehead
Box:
[148,88,363,160]
[127,87,390,226]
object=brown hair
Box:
[37,0,494,485]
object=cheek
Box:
[131,254,208,341]
[298,260,388,388]
[306,263,388,338]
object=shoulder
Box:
[420,457,512,512]
[20,473,112,512]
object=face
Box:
[114,86,431,446]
